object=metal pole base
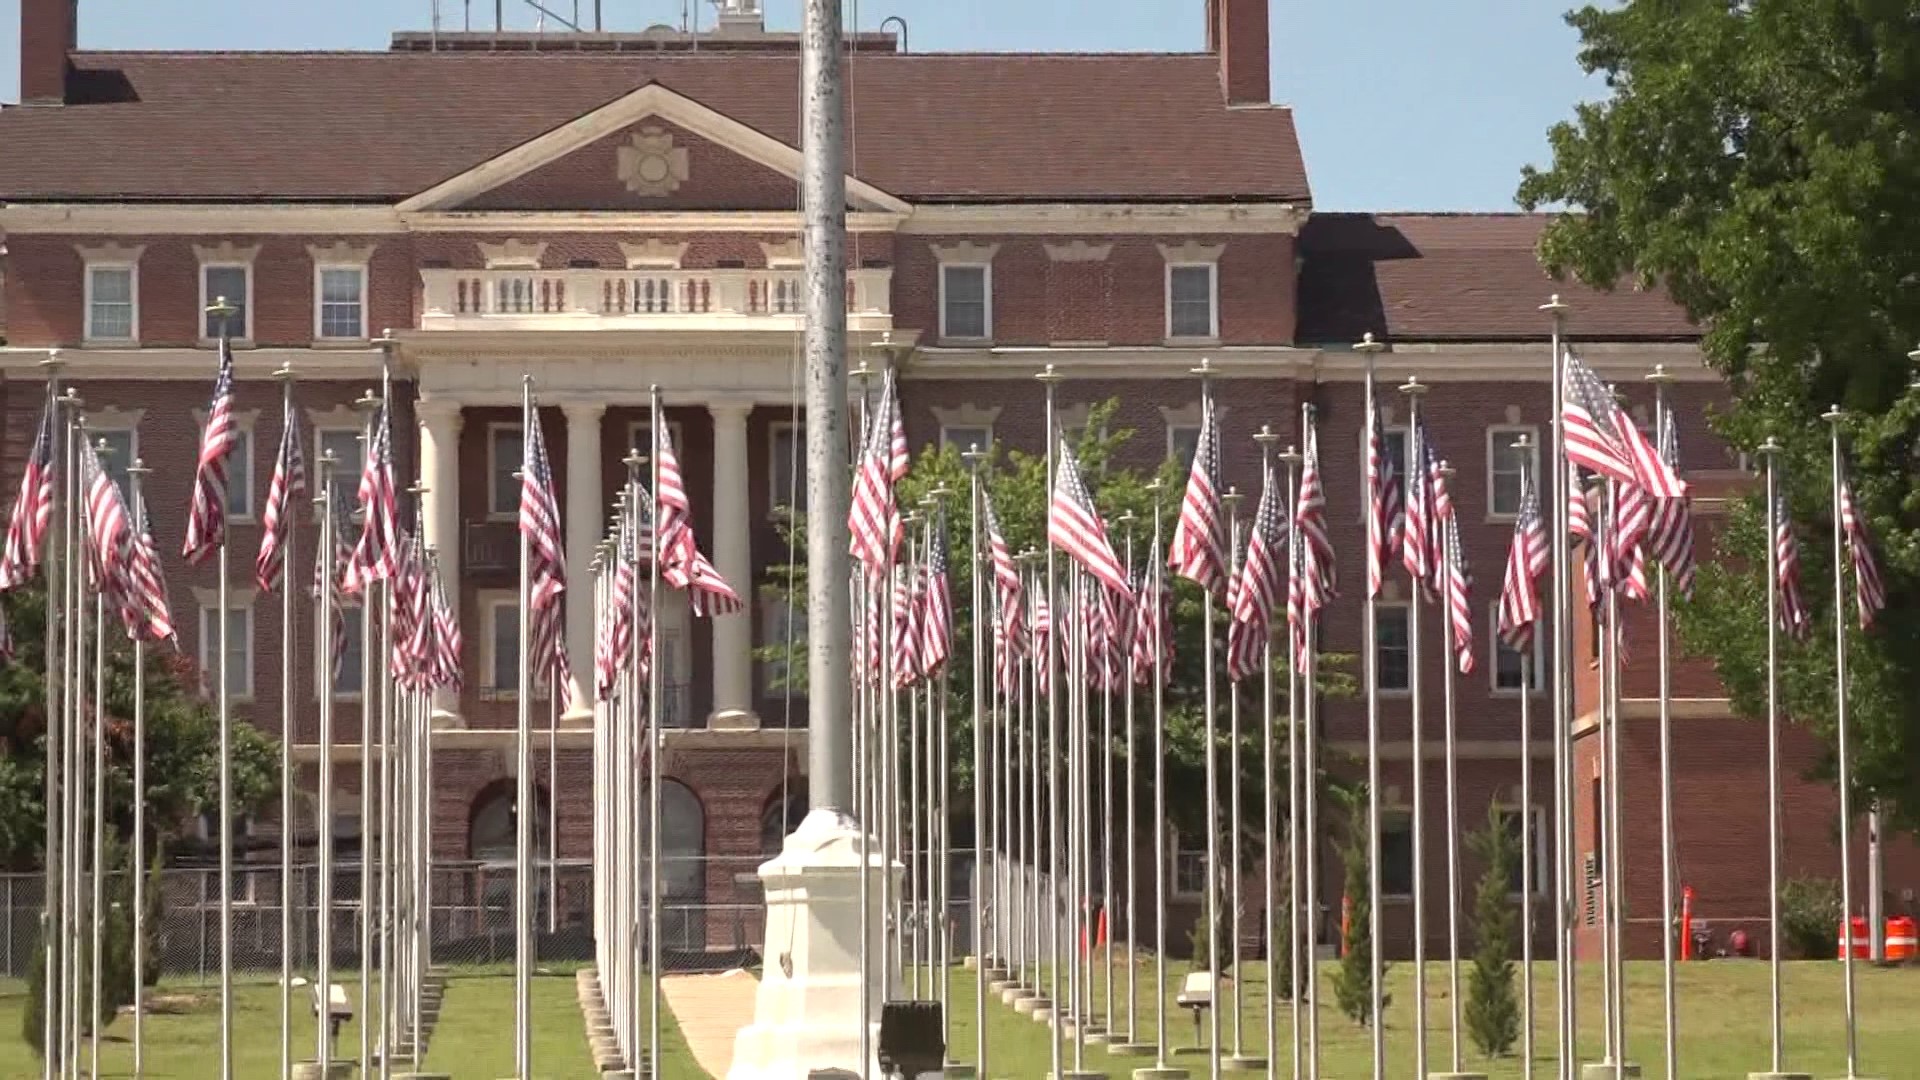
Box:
[1013,994,1050,1015]
[942,1064,977,1078]
[1223,1055,1268,1073]
[1106,1042,1158,1058]
[1000,985,1036,1005]
[1083,1029,1119,1045]
[1746,1074,1812,1080]
[1047,1072,1107,1080]
[1428,1073,1488,1080]
[1131,1068,1192,1080]
[291,1063,354,1080]
[1581,1064,1643,1079]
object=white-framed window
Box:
[324,604,366,700]
[1166,263,1219,340]
[480,594,547,699]
[222,421,257,521]
[1491,601,1546,693]
[200,263,253,342]
[1376,602,1411,693]
[1487,425,1539,519]
[1171,832,1210,898]
[488,424,524,519]
[1380,808,1414,898]
[759,596,806,695]
[940,424,993,455]
[770,420,807,513]
[84,263,138,343]
[1167,423,1203,468]
[316,427,364,486]
[1493,804,1550,896]
[198,603,254,701]
[939,264,991,340]
[92,427,138,497]
[314,264,368,341]
[625,419,686,460]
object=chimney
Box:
[19,0,77,105]
[715,0,765,34]
[1212,0,1270,107]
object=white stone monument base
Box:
[726,808,903,1080]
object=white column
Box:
[708,399,756,727]
[561,399,605,721]
[417,398,464,723]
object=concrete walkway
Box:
[662,969,758,1079]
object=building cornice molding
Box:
[82,405,147,430]
[905,345,1319,381]
[2,203,405,235]
[902,202,1308,236]
[400,210,904,234]
[0,346,386,380]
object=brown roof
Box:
[1296,212,1697,343]
[0,51,1310,204]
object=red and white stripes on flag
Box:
[1644,409,1697,597]
[892,563,923,689]
[430,560,462,691]
[80,435,133,611]
[849,368,907,574]
[316,479,356,681]
[1032,582,1052,697]
[1561,352,1687,498]
[1130,547,1173,686]
[1402,420,1437,589]
[983,488,1025,655]
[1773,488,1811,642]
[255,398,307,592]
[1228,456,1286,682]
[0,400,55,591]
[1366,407,1403,599]
[919,515,954,674]
[1440,502,1475,675]
[1294,419,1335,613]
[655,427,744,618]
[1837,458,1886,629]
[1609,478,1653,602]
[519,402,570,690]
[1496,470,1548,652]
[121,482,176,644]
[343,400,400,595]
[1225,548,1262,683]
[1169,394,1228,593]
[182,337,241,565]
[1048,442,1130,596]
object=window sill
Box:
[1486,513,1519,525]
[198,338,257,350]
[1377,688,1413,699]
[938,336,993,347]
[81,338,140,349]
[311,338,373,350]
[1489,687,1545,700]
[1164,336,1222,348]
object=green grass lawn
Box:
[940,957,1920,1079]
[0,968,707,1079]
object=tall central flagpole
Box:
[211,301,238,1080]
[1540,295,1575,1080]
[1758,435,1786,1078]
[1512,436,1539,1080]
[275,364,299,1080]
[352,387,382,1080]
[1198,362,1223,1080]
[1251,426,1280,1077]
[315,454,339,1073]
[1400,375,1430,1080]
[1222,488,1251,1070]
[1141,483,1184,1080]
[1650,371,1679,1080]
[129,451,152,1078]
[1437,459,1465,1073]
[1119,511,1142,1054]
[647,390,666,1080]
[514,378,536,1080]
[1037,364,1065,1080]
[1824,405,1863,1080]
[1354,331,1388,1080]
[62,391,81,1080]
[1279,443,1303,1080]
[89,449,106,1080]
[35,358,61,1080]
[1300,402,1324,1080]
[965,446,989,1078]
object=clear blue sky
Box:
[0,0,1604,210]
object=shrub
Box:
[1779,876,1842,960]
[1465,805,1520,1057]
[1332,793,1389,1026]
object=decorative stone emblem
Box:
[617,126,690,196]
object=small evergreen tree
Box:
[22,913,47,1058]
[141,842,165,988]
[1271,866,1294,1002]
[1466,804,1521,1058]
[1331,787,1389,1025]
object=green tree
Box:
[1466,803,1520,1058]
[1330,784,1387,1026]
[1519,3,1920,830]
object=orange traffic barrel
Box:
[1839,916,1872,959]
[1887,916,1917,962]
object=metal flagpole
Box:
[1100,590,1116,1046]
[514,378,535,1080]
[1280,443,1303,1080]
[352,386,381,1080]
[966,446,989,1077]
[274,365,298,1080]
[1651,375,1679,1080]
[1511,436,1538,1080]
[1250,429,1279,1076]
[1121,513,1143,1053]
[1222,488,1249,1068]
[35,356,60,1080]
[848,363,873,1080]
[210,301,238,1080]
[1605,468,1630,1076]
[549,679,560,937]
[129,451,152,1078]
[1399,376,1430,1080]
[1301,404,1324,1080]
[1038,363,1065,1080]
[906,513,924,996]
[377,383,398,1080]
[1596,477,1619,1069]
[63,396,82,1080]
[89,511,104,1080]
[1143,493,1181,1079]
[315,455,338,1073]
[1759,435,1786,1078]
[1355,330,1387,1079]
[1540,295,1576,1080]
[648,388,666,1080]
[1199,367,1223,1080]
[1824,405,1864,1080]
[1437,459,1465,1074]
[1068,566,1087,1065]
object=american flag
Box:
[121,481,176,643]
[519,403,569,687]
[1837,458,1886,629]
[1295,419,1335,612]
[983,488,1024,654]
[0,400,55,591]
[255,399,307,592]
[1286,508,1308,674]
[0,603,11,662]
[1562,353,1687,498]
[892,563,923,688]
[849,369,906,573]
[598,513,639,697]
[1048,442,1129,596]
[1032,580,1052,696]
[1232,456,1287,637]
[1610,478,1652,601]
[80,436,132,612]
[343,401,400,594]
[919,515,953,673]
[182,337,241,565]
[1442,509,1475,674]
[1402,420,1436,587]
[1772,487,1811,642]
[1225,542,1262,683]
[315,479,355,682]
[1366,407,1403,599]
[1131,548,1173,686]
[1497,470,1548,651]
[655,426,743,617]
[430,560,462,691]
[386,534,428,683]
[1644,410,1697,596]
[1169,394,1228,593]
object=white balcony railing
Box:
[420,267,893,332]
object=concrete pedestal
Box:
[1014,994,1050,1015]
[1131,1068,1191,1080]
[1223,1055,1268,1072]
[1084,1030,1118,1045]
[942,1065,976,1078]
[1001,985,1035,1006]
[1429,1073,1488,1080]
[1581,1064,1642,1079]
[1106,1041,1157,1057]
[1048,1072,1107,1080]
[1746,1074,1812,1080]
[725,809,902,1080]
[291,1064,352,1080]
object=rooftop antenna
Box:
[880,14,907,51]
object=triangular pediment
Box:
[397,83,909,215]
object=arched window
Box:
[468,780,550,863]
[659,779,707,949]
[759,783,808,856]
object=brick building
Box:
[3,0,1913,959]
